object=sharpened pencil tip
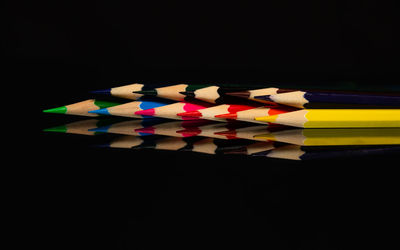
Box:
[179,91,195,97]
[251,150,270,157]
[42,106,67,114]
[133,90,157,95]
[42,125,68,133]
[90,89,111,95]
[92,143,111,148]
[215,113,238,119]
[177,111,202,117]
[253,95,273,102]
[88,126,108,133]
[88,108,110,115]
[225,91,250,99]
[134,128,155,134]
[255,115,277,122]
[135,109,155,116]
[253,134,274,140]
[176,129,200,137]
[223,148,247,155]
[214,130,235,136]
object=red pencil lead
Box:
[134,127,155,134]
[176,129,201,137]
[214,130,236,136]
[215,113,238,119]
[227,105,256,113]
[177,111,202,117]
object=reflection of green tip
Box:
[42,106,67,114]
[94,100,120,109]
[43,125,68,133]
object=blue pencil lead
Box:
[88,108,111,115]
[90,89,112,95]
[88,126,109,133]
[91,143,111,148]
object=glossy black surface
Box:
[8,1,400,248]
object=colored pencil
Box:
[87,99,172,118]
[43,99,121,117]
[215,106,295,124]
[253,128,400,146]
[179,85,253,104]
[177,104,260,122]
[133,84,210,101]
[186,138,255,155]
[88,118,167,136]
[214,125,286,141]
[252,144,400,160]
[99,135,165,149]
[176,122,250,139]
[226,87,293,104]
[134,101,212,120]
[128,136,205,151]
[255,109,400,128]
[254,91,400,108]
[134,120,213,137]
[223,141,280,155]
[91,83,144,100]
[43,119,103,136]
[43,118,125,135]
[109,136,253,154]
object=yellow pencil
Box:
[253,128,400,146]
[255,109,400,128]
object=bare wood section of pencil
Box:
[112,83,144,100]
[156,84,188,101]
[154,137,188,151]
[193,86,221,103]
[105,101,143,118]
[109,136,144,148]
[64,119,100,135]
[66,99,100,116]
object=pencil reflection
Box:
[253,128,400,146]
[44,118,400,160]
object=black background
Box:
[6,1,400,249]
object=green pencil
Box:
[43,99,120,116]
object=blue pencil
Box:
[88,99,173,118]
[89,118,167,136]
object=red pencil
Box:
[134,101,212,120]
[177,104,261,122]
[134,120,213,137]
[176,122,250,139]
[215,106,296,124]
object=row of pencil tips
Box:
[43,83,400,128]
[43,118,400,161]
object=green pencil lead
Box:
[93,100,121,109]
[42,106,68,114]
[132,90,157,95]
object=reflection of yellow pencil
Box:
[255,109,400,128]
[254,128,400,146]
[252,144,400,161]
